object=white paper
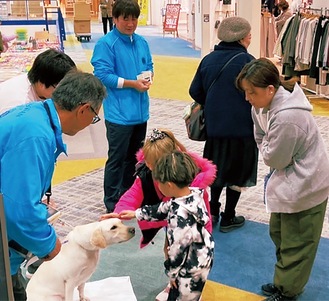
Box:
[73,276,137,301]
[137,70,152,83]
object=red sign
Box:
[163,4,181,33]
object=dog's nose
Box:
[129,227,135,235]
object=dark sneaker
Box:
[220,215,245,233]
[263,292,297,301]
[212,215,219,225]
[262,283,279,296]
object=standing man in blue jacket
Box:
[91,0,153,213]
[0,71,106,301]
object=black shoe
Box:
[262,283,279,296]
[220,215,245,233]
[263,292,297,301]
[212,215,219,225]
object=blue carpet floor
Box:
[90,218,329,301]
[70,31,201,58]
[210,220,329,301]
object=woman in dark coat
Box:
[189,17,258,233]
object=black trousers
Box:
[103,121,147,212]
[12,270,27,301]
[102,16,113,34]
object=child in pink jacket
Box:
[101,128,216,299]
[103,128,216,247]
[119,151,214,301]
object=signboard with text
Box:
[163,4,181,37]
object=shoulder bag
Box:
[184,52,244,141]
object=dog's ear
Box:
[90,228,107,248]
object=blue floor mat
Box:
[210,220,329,300]
[143,35,200,58]
[71,31,200,58]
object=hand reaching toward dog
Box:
[99,210,136,221]
[170,279,178,289]
[99,213,120,221]
[118,210,136,220]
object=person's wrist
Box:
[43,237,61,261]
[41,254,50,260]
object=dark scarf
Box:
[135,162,163,245]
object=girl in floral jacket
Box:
[119,151,214,301]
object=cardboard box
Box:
[74,2,91,20]
[35,31,49,41]
[73,20,91,34]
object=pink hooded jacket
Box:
[114,149,216,248]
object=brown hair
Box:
[142,128,186,168]
[153,151,198,188]
[278,0,289,11]
[236,58,297,92]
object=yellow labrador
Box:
[26,218,135,301]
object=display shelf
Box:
[0,40,60,83]
[65,0,74,17]
[0,1,9,18]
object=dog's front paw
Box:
[79,297,90,301]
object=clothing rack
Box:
[298,6,329,99]
[298,6,328,16]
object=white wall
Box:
[149,0,329,59]
[288,0,328,10]
[236,0,261,58]
[149,0,163,26]
[195,0,260,58]
[307,0,328,9]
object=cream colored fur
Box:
[26,218,135,301]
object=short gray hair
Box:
[52,70,106,111]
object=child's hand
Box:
[170,279,177,289]
[99,213,120,221]
[119,210,136,220]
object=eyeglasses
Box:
[89,105,101,124]
[80,103,101,124]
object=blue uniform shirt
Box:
[0,99,66,274]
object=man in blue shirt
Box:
[91,0,154,213]
[0,71,106,300]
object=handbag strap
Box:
[43,102,53,205]
[207,52,244,92]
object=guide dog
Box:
[26,218,135,301]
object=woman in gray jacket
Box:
[236,58,329,301]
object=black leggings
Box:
[210,186,241,220]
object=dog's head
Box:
[90,218,135,249]
[72,218,135,251]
